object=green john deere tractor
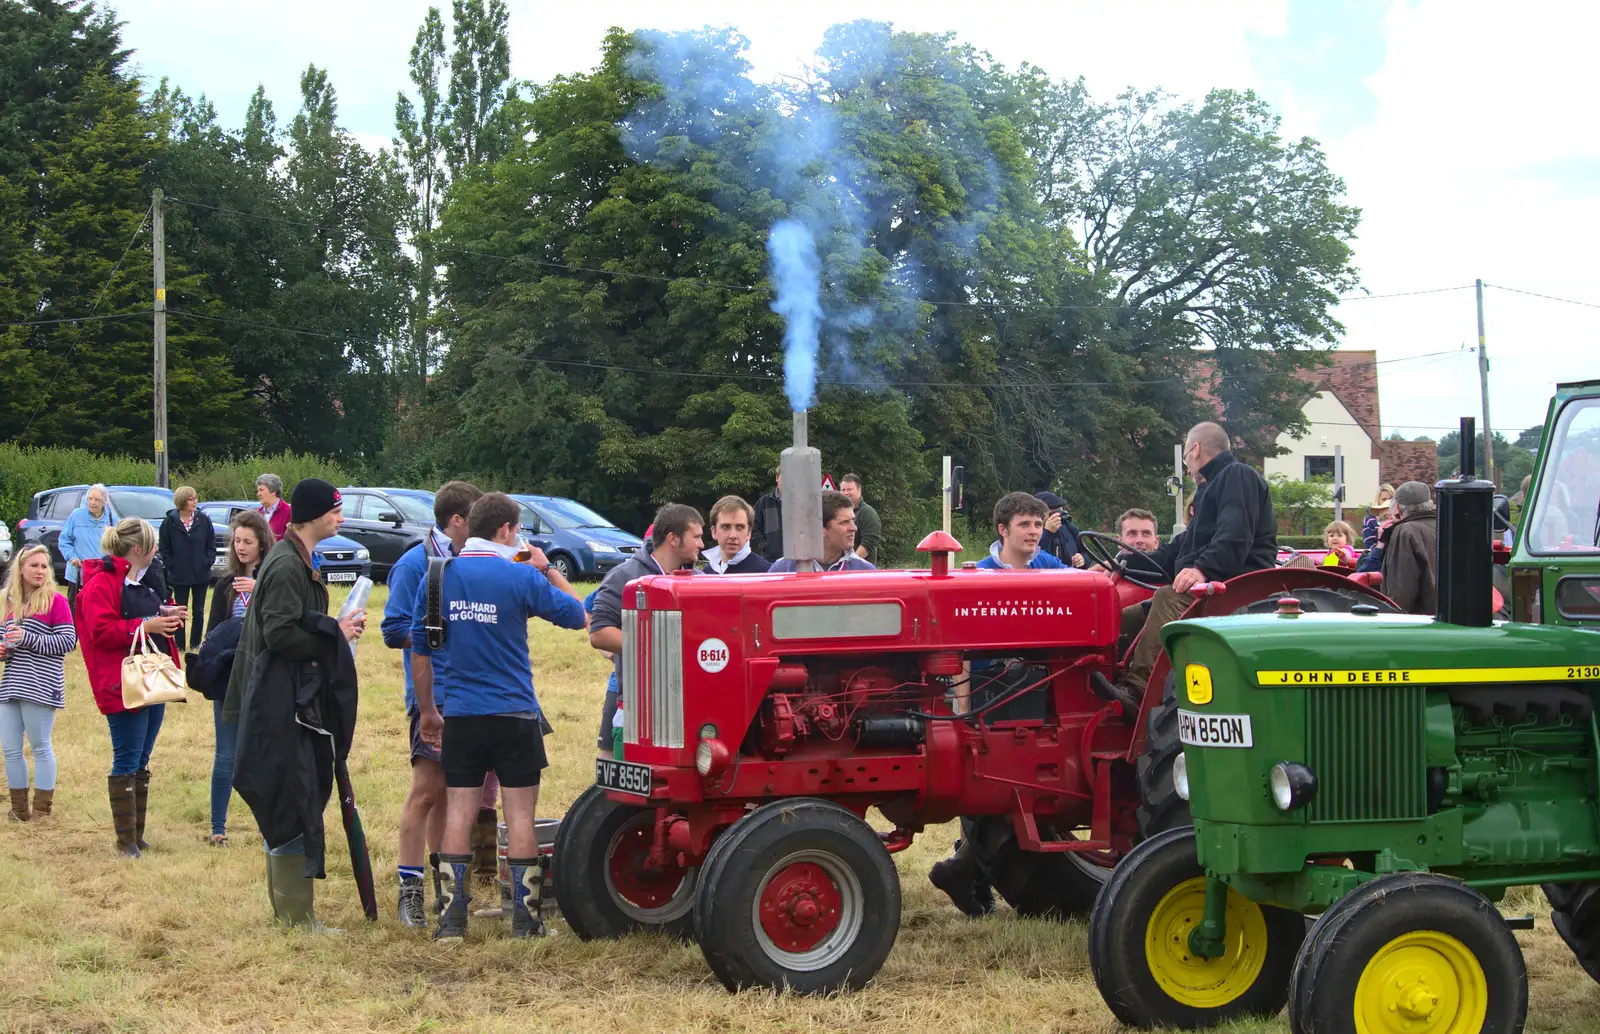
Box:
[1089,381,1600,1034]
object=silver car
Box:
[0,518,13,568]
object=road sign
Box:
[821,473,836,491]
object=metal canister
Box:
[496,821,511,916]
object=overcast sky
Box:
[112,0,1600,441]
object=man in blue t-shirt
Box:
[409,493,587,942]
[379,480,481,929]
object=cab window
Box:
[1527,398,1600,555]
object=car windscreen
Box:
[538,498,617,530]
[388,494,436,523]
[111,492,172,520]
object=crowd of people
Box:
[0,441,1458,937]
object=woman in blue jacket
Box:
[59,484,113,608]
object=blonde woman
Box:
[74,518,183,857]
[1,545,77,821]
[158,485,216,650]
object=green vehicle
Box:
[1089,382,1600,1034]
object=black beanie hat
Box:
[290,478,342,524]
[1034,491,1066,510]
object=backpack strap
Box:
[425,556,451,651]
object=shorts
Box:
[442,715,547,789]
[597,689,620,750]
[408,708,441,765]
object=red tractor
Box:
[552,524,1396,992]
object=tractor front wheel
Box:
[693,798,900,993]
[1089,827,1304,1029]
[1289,872,1525,1034]
[552,784,698,940]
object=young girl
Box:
[201,511,274,846]
[1,545,78,822]
[1323,520,1359,567]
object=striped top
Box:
[0,593,77,708]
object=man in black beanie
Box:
[1035,491,1085,568]
[225,477,367,929]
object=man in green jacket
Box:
[225,478,366,928]
[840,474,882,566]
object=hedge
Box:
[0,445,353,524]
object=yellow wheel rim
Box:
[1143,877,1270,1009]
[1353,930,1487,1034]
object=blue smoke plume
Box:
[766,220,823,410]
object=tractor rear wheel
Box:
[961,815,1108,918]
[1289,872,1526,1034]
[693,798,900,993]
[1541,881,1600,983]
[1089,827,1305,1029]
[1230,585,1397,616]
[552,784,698,940]
[1136,672,1193,838]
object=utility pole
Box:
[1333,445,1344,524]
[1475,278,1495,487]
[152,188,168,488]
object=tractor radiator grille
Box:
[1306,685,1427,823]
[621,609,684,748]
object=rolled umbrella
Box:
[335,755,378,921]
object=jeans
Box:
[211,698,238,836]
[171,582,209,650]
[106,705,166,776]
[0,700,58,790]
[267,833,305,855]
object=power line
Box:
[164,196,1469,314]
[89,203,153,314]
[2,311,150,329]
[167,307,1460,390]
[1486,283,1600,311]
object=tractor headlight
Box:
[1270,762,1317,811]
[1173,752,1190,801]
[695,737,731,777]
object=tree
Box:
[1268,473,1332,535]
[442,0,515,176]
[0,1,244,461]
[1435,430,1535,488]
[394,6,449,400]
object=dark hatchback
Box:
[201,501,372,586]
[19,484,175,580]
[509,494,645,580]
[335,487,436,582]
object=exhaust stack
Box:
[781,410,823,571]
[1435,416,1495,626]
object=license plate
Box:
[325,571,358,584]
[595,758,653,797]
[1177,709,1254,748]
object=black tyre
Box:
[693,798,900,993]
[962,815,1107,918]
[1231,585,1399,616]
[1289,872,1526,1034]
[1089,827,1305,1029]
[1136,673,1193,838]
[549,552,576,580]
[1542,881,1600,983]
[552,783,698,940]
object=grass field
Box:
[3,584,1599,1033]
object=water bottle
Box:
[612,704,625,760]
[337,575,374,658]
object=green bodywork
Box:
[1162,379,1600,919]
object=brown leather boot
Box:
[108,775,140,857]
[134,769,151,850]
[6,788,29,822]
[31,788,53,820]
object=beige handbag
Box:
[121,624,188,709]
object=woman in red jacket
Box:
[76,518,184,858]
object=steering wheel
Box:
[1078,530,1169,590]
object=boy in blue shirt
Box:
[976,492,1067,570]
[410,493,587,941]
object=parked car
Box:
[0,517,13,570]
[509,494,645,580]
[335,487,435,582]
[19,484,176,580]
[201,501,372,586]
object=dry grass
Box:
[1,585,1597,1033]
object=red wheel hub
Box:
[758,861,843,953]
[608,823,687,909]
